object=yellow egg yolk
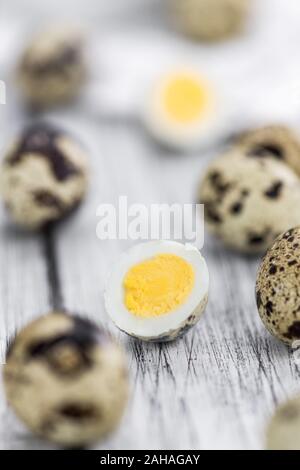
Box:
[123,253,195,318]
[163,74,211,124]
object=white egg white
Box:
[142,70,227,151]
[104,241,209,341]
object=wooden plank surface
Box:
[1,0,300,450]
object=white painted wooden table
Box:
[1,0,300,450]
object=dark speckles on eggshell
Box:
[27,315,106,377]
[256,290,262,309]
[58,402,97,421]
[1,121,89,229]
[7,123,81,182]
[199,147,300,254]
[209,171,232,194]
[230,201,243,215]
[238,125,300,181]
[28,315,104,357]
[256,226,300,345]
[264,181,283,199]
[265,301,274,317]
[284,321,300,340]
[247,144,284,160]
[241,189,250,197]
[34,190,65,212]
[282,229,294,240]
[3,311,129,447]
[288,260,297,267]
[269,264,277,275]
[17,26,87,109]
[204,203,223,224]
[23,45,81,77]
[248,233,265,245]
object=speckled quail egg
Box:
[256,226,300,345]
[142,69,226,151]
[3,312,129,447]
[104,241,209,342]
[17,25,86,108]
[199,149,300,254]
[237,125,300,177]
[169,0,250,42]
[266,395,300,449]
[0,122,88,230]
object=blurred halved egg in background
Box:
[142,68,227,151]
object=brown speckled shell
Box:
[17,26,86,108]
[125,292,209,342]
[199,149,300,254]
[3,312,129,447]
[256,227,300,345]
[0,123,88,230]
[237,125,300,177]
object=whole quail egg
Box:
[237,125,300,177]
[3,312,129,447]
[199,149,300,254]
[169,0,250,42]
[17,25,86,108]
[256,226,300,345]
[104,241,209,342]
[0,122,88,230]
[266,395,300,449]
[142,69,226,151]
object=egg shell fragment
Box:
[256,226,300,346]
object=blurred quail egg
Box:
[199,148,300,254]
[169,0,250,42]
[17,25,86,108]
[266,394,300,450]
[256,226,300,345]
[142,69,226,151]
[3,311,129,447]
[0,122,88,230]
[237,125,300,177]
[104,241,209,342]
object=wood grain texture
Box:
[1,0,300,450]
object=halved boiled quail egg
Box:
[142,69,225,151]
[104,241,209,342]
